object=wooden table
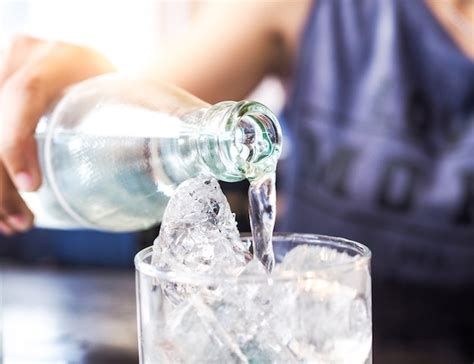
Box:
[2,265,139,363]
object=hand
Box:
[0,35,116,235]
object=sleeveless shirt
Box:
[282,0,474,285]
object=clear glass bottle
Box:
[21,75,281,231]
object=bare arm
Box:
[145,1,311,103]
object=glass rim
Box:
[134,233,371,285]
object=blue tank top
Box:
[282,0,474,285]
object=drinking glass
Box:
[135,233,372,363]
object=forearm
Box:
[142,2,284,104]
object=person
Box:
[0,0,473,361]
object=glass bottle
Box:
[21,75,282,231]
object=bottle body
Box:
[22,75,281,232]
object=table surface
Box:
[2,265,139,364]
[2,265,470,364]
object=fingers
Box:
[0,221,14,236]
[0,68,45,191]
[0,34,41,84]
[36,41,116,93]
[0,164,34,235]
[0,35,40,235]
[0,35,45,192]
[0,40,116,193]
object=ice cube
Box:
[147,297,248,363]
[212,259,267,340]
[213,259,269,342]
[271,245,372,363]
[278,244,356,272]
[209,259,299,362]
[152,176,251,304]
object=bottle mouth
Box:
[230,101,282,180]
[204,100,282,182]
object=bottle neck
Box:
[198,101,282,182]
